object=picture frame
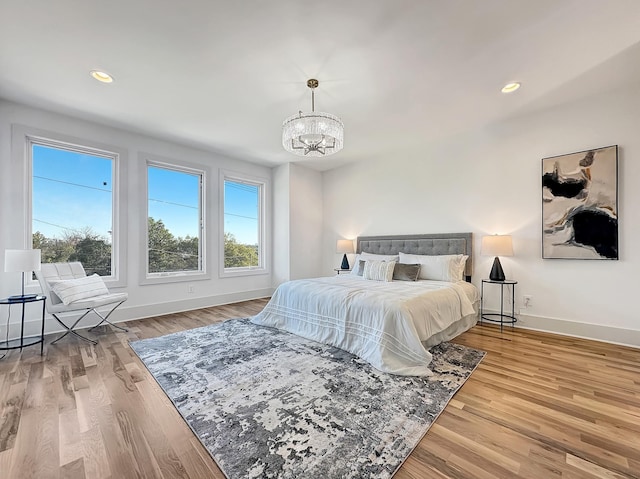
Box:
[542,145,618,260]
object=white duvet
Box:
[251,276,478,376]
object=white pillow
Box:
[399,253,468,282]
[363,260,396,282]
[350,252,400,275]
[50,274,109,305]
[360,251,400,261]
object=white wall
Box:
[272,164,291,285]
[321,83,640,346]
[0,100,273,336]
[289,164,323,280]
[271,163,323,284]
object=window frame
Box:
[219,170,268,278]
[140,154,210,285]
[16,125,128,288]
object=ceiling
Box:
[2,0,640,171]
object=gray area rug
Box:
[130,318,484,479]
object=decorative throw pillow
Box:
[352,259,367,276]
[393,263,421,281]
[50,274,109,305]
[349,255,362,275]
[350,252,400,275]
[363,260,396,282]
[398,253,467,282]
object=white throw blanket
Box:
[251,276,477,376]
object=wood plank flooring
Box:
[1,298,639,478]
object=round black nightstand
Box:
[0,295,47,356]
[480,279,517,331]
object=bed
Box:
[251,233,479,376]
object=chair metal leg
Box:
[51,312,98,345]
[88,300,128,332]
[52,327,98,345]
[48,300,126,345]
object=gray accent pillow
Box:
[393,263,421,281]
[354,259,366,276]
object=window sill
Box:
[219,267,268,278]
[140,271,211,286]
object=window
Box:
[146,162,204,277]
[29,138,119,279]
[221,173,266,275]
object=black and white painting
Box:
[542,145,618,260]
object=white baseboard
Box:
[0,288,274,341]
[120,288,274,322]
[483,309,640,349]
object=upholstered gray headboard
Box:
[356,233,473,282]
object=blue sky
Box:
[148,166,199,239]
[32,145,259,245]
[224,181,259,245]
[32,145,113,240]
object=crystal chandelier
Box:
[282,79,344,157]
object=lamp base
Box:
[340,254,350,270]
[489,257,506,282]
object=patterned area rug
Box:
[130,318,484,479]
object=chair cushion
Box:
[47,292,129,313]
[50,274,109,305]
[65,292,129,308]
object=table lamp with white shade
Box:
[4,249,41,299]
[481,235,513,282]
[336,239,354,270]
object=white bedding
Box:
[251,276,478,376]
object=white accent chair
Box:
[35,262,128,345]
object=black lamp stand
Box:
[340,254,350,270]
[8,272,37,300]
[489,257,506,282]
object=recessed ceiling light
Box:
[90,70,114,83]
[501,82,521,93]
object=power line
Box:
[33,175,111,193]
[33,218,113,236]
[225,212,258,221]
[34,218,76,231]
[149,198,198,210]
[148,248,199,258]
[33,175,255,237]
[35,175,261,202]
[35,175,198,210]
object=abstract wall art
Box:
[542,145,618,260]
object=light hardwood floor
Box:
[1,299,639,479]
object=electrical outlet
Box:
[523,295,532,308]
[187,285,195,294]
